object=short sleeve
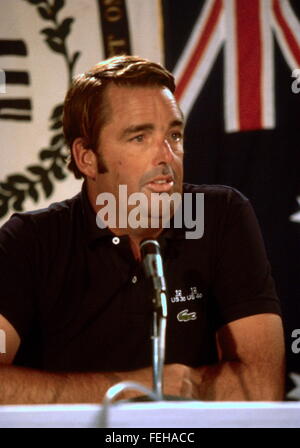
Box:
[0,214,37,339]
[212,189,281,327]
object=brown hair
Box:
[63,55,176,179]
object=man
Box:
[0,56,285,403]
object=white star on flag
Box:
[290,196,300,223]
[286,372,300,400]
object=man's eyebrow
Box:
[170,119,184,128]
[121,124,154,138]
[120,119,184,139]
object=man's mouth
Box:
[144,176,175,193]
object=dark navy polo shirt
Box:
[0,183,281,372]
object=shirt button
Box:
[112,237,120,245]
[132,275,138,284]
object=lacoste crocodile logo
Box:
[177,309,197,322]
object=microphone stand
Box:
[99,239,168,427]
[139,238,168,400]
[152,281,168,400]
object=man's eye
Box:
[171,132,183,142]
[131,135,144,142]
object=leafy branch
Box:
[26,0,80,84]
[0,104,67,217]
[0,0,81,218]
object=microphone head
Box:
[140,239,166,293]
[140,239,161,257]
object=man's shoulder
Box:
[25,191,82,221]
[183,182,249,206]
[0,191,82,239]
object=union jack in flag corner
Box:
[162,0,300,377]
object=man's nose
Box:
[153,138,174,165]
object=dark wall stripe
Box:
[0,114,31,121]
[4,71,30,85]
[97,0,131,57]
[0,40,27,56]
[0,99,32,110]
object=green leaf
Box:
[51,104,63,120]
[40,149,55,160]
[28,184,39,203]
[57,17,74,39]
[12,192,25,212]
[0,202,8,219]
[40,27,58,38]
[53,0,64,14]
[7,174,29,184]
[40,175,53,198]
[0,193,9,201]
[27,165,46,176]
[51,133,64,146]
[52,164,66,180]
[45,37,64,54]
[37,6,53,21]
[0,182,16,192]
[70,51,81,73]
[51,120,62,130]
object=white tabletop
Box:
[0,401,300,428]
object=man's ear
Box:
[72,138,98,179]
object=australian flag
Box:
[162,0,300,378]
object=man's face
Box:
[93,83,184,226]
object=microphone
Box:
[140,239,167,297]
[140,239,168,399]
